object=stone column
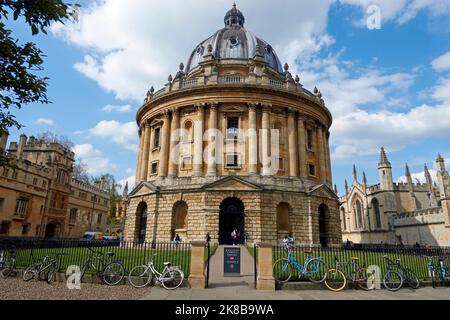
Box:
[287,109,298,177]
[248,103,258,175]
[193,104,205,177]
[140,122,152,182]
[168,108,180,178]
[207,103,218,176]
[297,116,307,178]
[325,131,333,186]
[158,111,171,177]
[135,126,144,183]
[316,123,327,183]
[188,241,206,289]
[256,243,275,291]
[261,104,271,176]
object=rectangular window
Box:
[308,164,316,176]
[307,129,314,151]
[278,158,284,171]
[12,171,18,180]
[0,222,11,235]
[181,156,193,170]
[0,198,4,213]
[153,127,161,149]
[15,198,28,217]
[151,162,159,175]
[97,213,102,225]
[21,224,30,235]
[226,153,240,168]
[33,178,38,185]
[227,117,239,140]
[42,181,47,188]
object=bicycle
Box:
[79,248,125,286]
[128,254,184,290]
[428,256,450,288]
[273,244,327,284]
[23,252,65,284]
[0,249,17,279]
[383,255,420,292]
[324,256,376,292]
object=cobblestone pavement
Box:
[0,277,151,300]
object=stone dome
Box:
[185,5,284,74]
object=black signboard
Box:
[224,247,241,277]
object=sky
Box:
[5,0,450,194]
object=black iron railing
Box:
[0,237,191,276]
[273,244,450,282]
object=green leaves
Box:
[0,0,81,166]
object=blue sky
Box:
[5,0,450,193]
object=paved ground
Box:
[0,277,152,300]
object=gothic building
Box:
[340,148,450,246]
[0,132,110,238]
[124,5,342,245]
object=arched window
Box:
[355,200,363,230]
[172,201,188,240]
[276,203,291,233]
[274,121,284,144]
[372,198,382,229]
[136,202,148,244]
[341,207,346,231]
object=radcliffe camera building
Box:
[340,148,450,246]
[124,6,342,245]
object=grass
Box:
[272,247,449,282]
[13,244,192,277]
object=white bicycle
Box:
[128,254,184,290]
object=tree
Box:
[0,0,79,166]
[90,173,122,220]
[72,158,89,182]
[36,131,74,149]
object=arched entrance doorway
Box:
[318,204,329,247]
[45,223,57,238]
[219,198,245,245]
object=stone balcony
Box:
[145,71,324,107]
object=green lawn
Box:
[272,247,448,282]
[14,244,191,277]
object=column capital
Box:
[171,107,181,116]
[144,120,152,128]
[162,109,171,119]
[209,102,219,111]
[248,102,257,112]
[261,103,272,113]
[194,103,206,114]
[287,107,297,116]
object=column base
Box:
[188,275,206,289]
[256,276,275,291]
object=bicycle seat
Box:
[351,257,359,260]
[164,262,171,266]
[105,252,115,257]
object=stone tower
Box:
[436,154,450,227]
[378,147,393,191]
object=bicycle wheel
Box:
[46,263,57,284]
[102,262,125,286]
[305,258,327,284]
[128,265,152,288]
[273,259,293,283]
[383,271,403,292]
[23,264,39,282]
[324,269,346,292]
[161,268,184,290]
[403,268,420,289]
[0,258,15,279]
[356,268,375,291]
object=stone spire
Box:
[353,165,358,183]
[424,164,433,188]
[345,179,349,195]
[379,147,391,167]
[363,171,368,187]
[405,163,414,191]
[334,184,338,195]
[123,181,129,198]
[437,154,446,172]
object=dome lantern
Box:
[224,3,245,28]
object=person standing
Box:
[231,229,237,245]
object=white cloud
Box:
[397,169,437,184]
[89,120,138,151]
[72,144,116,174]
[432,52,450,72]
[52,0,334,102]
[118,175,136,194]
[35,118,55,126]
[101,104,134,113]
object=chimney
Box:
[0,130,9,152]
[17,134,27,158]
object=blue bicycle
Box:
[273,245,327,284]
